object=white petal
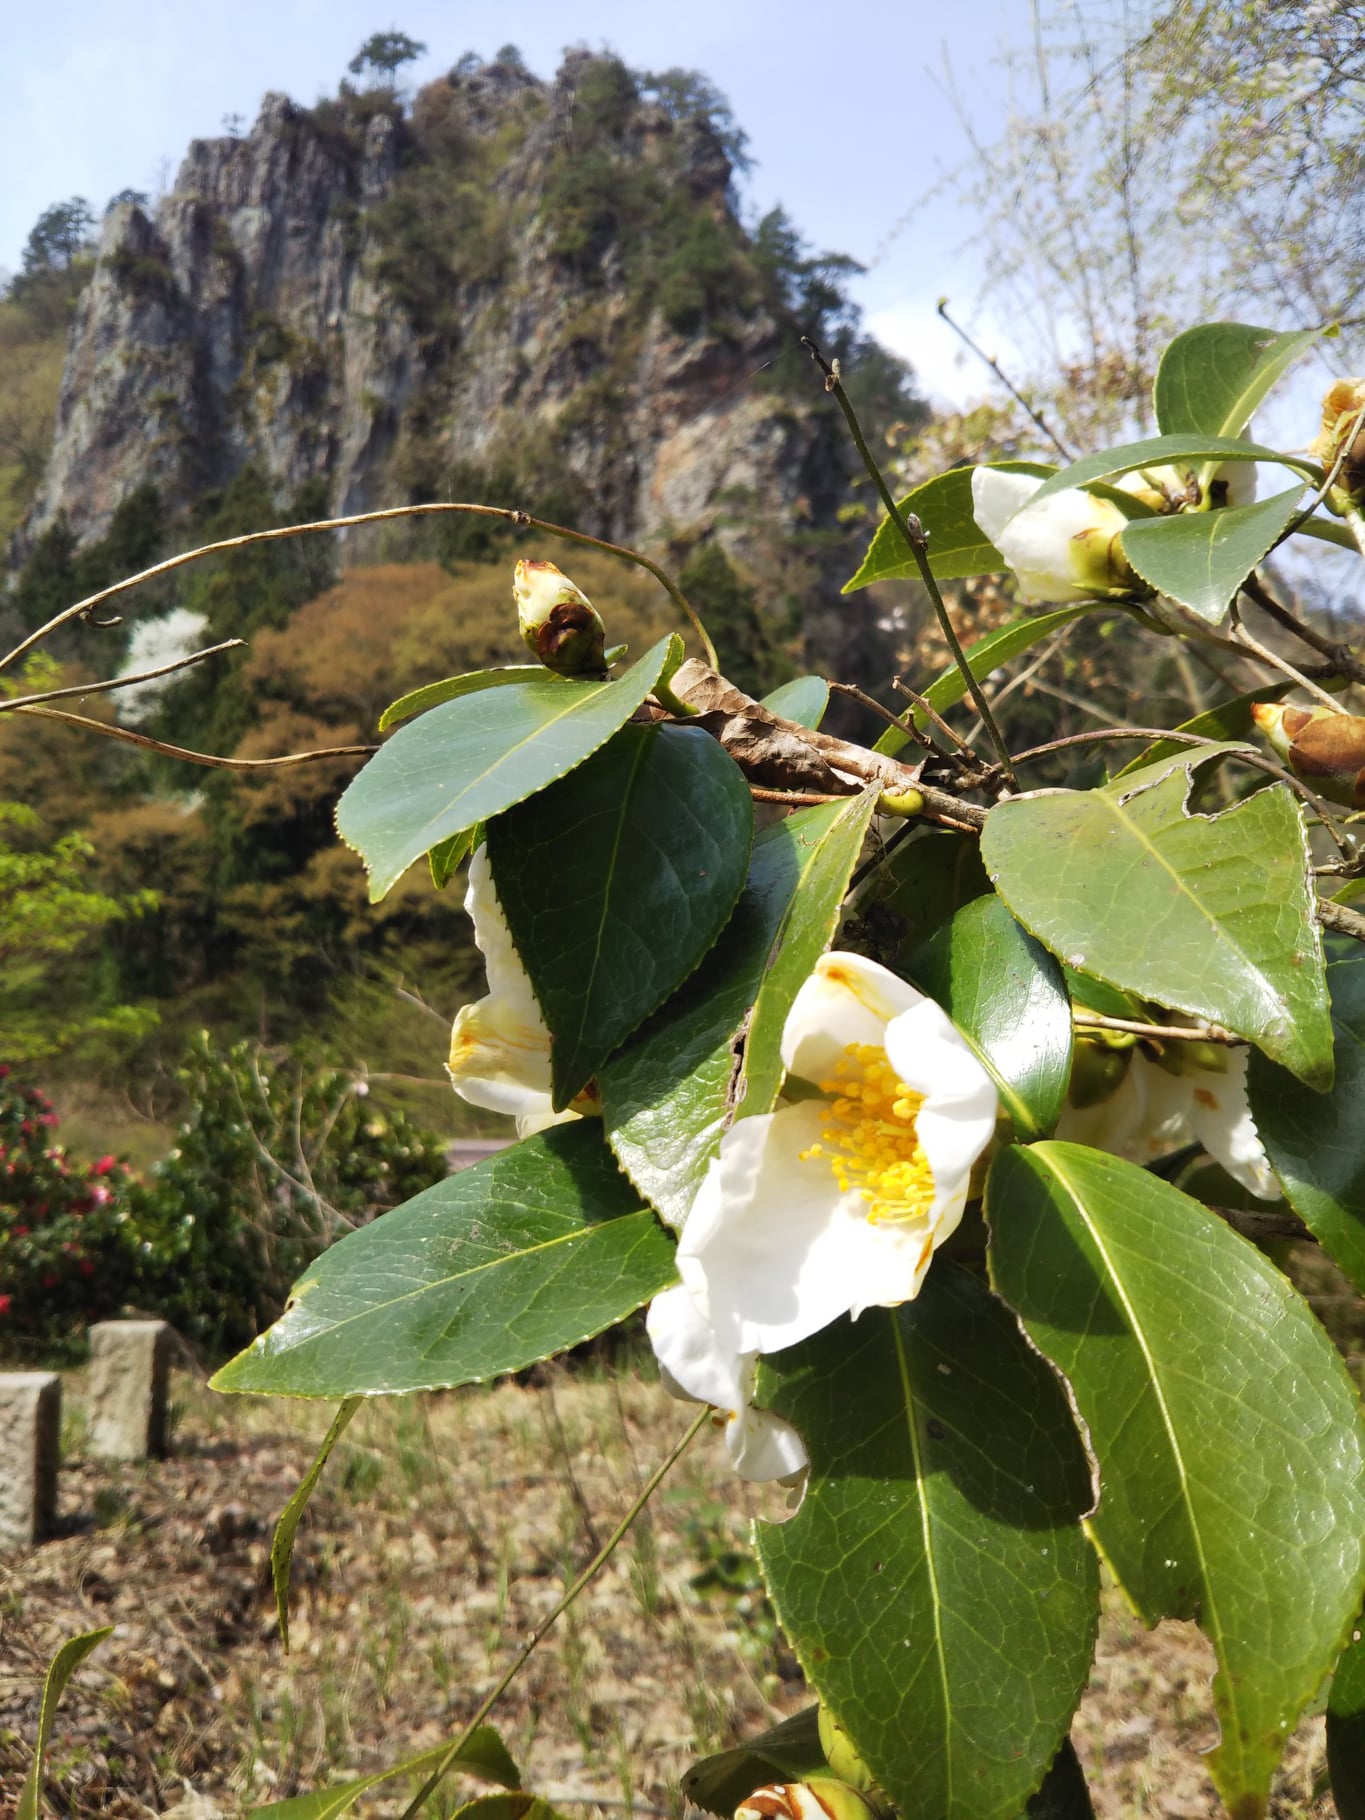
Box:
[447,844,557,1123]
[781,952,923,1086]
[1055,1058,1150,1152]
[1220,459,1257,507]
[882,998,998,1225]
[648,1284,746,1411]
[1183,1048,1281,1200]
[1130,1057,1197,1159]
[446,996,554,1114]
[999,490,1129,604]
[647,1286,809,1483]
[466,845,546,1023]
[725,1396,810,1482]
[971,467,1044,545]
[680,1102,938,1352]
[515,1103,582,1139]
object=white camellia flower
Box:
[1057,1042,1279,1200]
[972,462,1258,609]
[971,468,1139,603]
[446,845,581,1138]
[674,952,999,1360]
[647,1284,808,1483]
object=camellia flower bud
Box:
[513,559,608,676]
[1251,701,1365,808]
[1311,379,1365,511]
[736,1780,878,1820]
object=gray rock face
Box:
[87,1320,173,1461]
[0,1371,61,1548]
[20,57,890,681]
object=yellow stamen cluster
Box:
[801,1043,935,1225]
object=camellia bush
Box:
[17,322,1365,1818]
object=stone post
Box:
[87,1320,173,1461]
[0,1372,61,1548]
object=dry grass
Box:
[0,1363,1340,1819]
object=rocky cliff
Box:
[19,52,912,679]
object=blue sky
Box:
[2,0,1031,404]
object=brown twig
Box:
[1240,573,1365,685]
[889,676,981,759]
[14,704,375,770]
[1319,897,1365,943]
[0,501,718,675]
[1213,1205,1312,1244]
[802,337,1018,790]
[1227,599,1342,713]
[1072,1009,1243,1045]
[830,680,921,735]
[749,785,848,805]
[1011,726,1213,763]
[935,299,1077,461]
[0,638,246,715]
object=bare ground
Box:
[0,1364,1338,1820]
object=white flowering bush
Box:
[184,323,1365,1816]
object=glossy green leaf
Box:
[761,675,830,729]
[1249,956,1365,1295]
[754,1267,1099,1820]
[843,461,1054,593]
[909,892,1072,1139]
[872,607,1099,757]
[1029,434,1321,508]
[1154,323,1325,439]
[1328,1610,1365,1820]
[378,667,542,731]
[454,1796,569,1820]
[246,1726,520,1820]
[988,1142,1365,1819]
[682,1707,827,1816]
[337,635,678,901]
[270,1399,359,1650]
[489,723,753,1107]
[17,1626,114,1820]
[429,826,475,891]
[739,784,880,1117]
[981,746,1334,1088]
[211,1123,676,1397]
[1111,683,1291,779]
[1023,1742,1094,1820]
[850,827,991,960]
[601,793,877,1230]
[1120,486,1307,623]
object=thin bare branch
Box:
[0,639,246,715]
[889,676,981,759]
[1240,573,1365,684]
[0,501,717,675]
[14,704,375,770]
[802,338,1018,788]
[1072,1009,1243,1045]
[935,298,1077,460]
[1228,600,1342,713]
